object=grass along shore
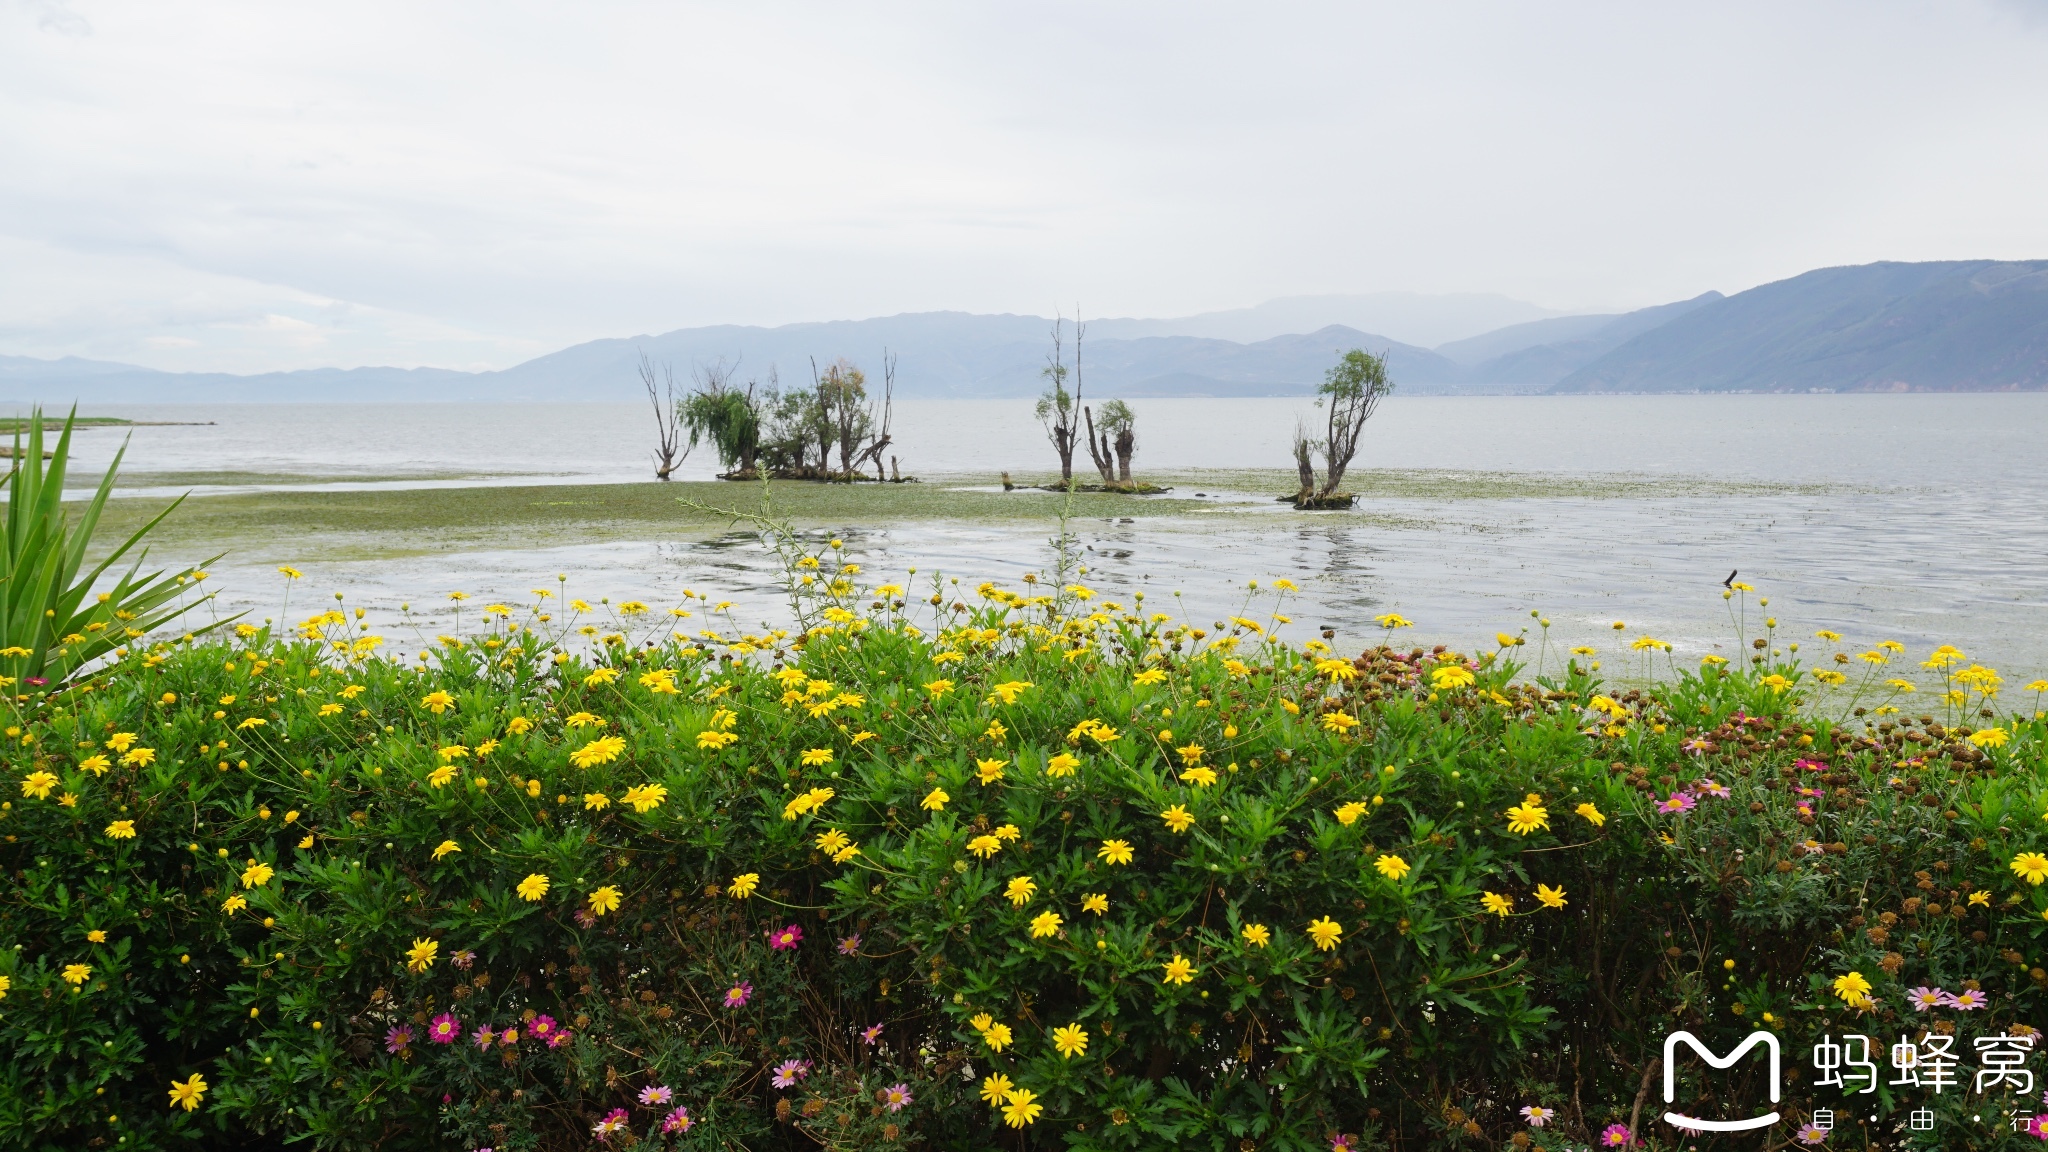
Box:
[88,467,1848,564]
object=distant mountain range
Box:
[3,259,2045,403]
[1550,260,2048,393]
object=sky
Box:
[4,0,2048,373]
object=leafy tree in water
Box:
[679,359,763,477]
[1084,399,1136,486]
[1034,315,1084,484]
[1293,348,1392,507]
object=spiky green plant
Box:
[1,407,220,686]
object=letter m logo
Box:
[1661,1030,1782,1133]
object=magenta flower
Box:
[1679,737,1716,755]
[771,1058,810,1088]
[881,1082,912,1112]
[1796,1123,1826,1145]
[1656,792,1696,814]
[662,1106,693,1133]
[1796,786,1824,799]
[529,1014,559,1041]
[1945,988,1988,1010]
[768,923,803,951]
[428,1013,462,1044]
[545,1028,571,1049]
[573,908,598,928]
[451,949,476,970]
[861,1023,884,1045]
[593,1108,629,1140]
[1600,1123,1633,1147]
[1794,758,1827,772]
[2029,1114,2048,1140]
[1907,986,1946,1012]
[1520,1105,1553,1127]
[1330,1136,1356,1152]
[384,1025,413,1054]
[473,1025,497,1050]
[639,1084,673,1106]
[722,981,753,1009]
[1693,779,1730,799]
[837,934,862,956]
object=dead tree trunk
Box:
[640,351,687,480]
[1083,406,1115,485]
[854,350,897,481]
[1114,426,1134,483]
[1292,420,1318,502]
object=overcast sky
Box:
[5,0,2047,373]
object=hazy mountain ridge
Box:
[1554,261,2048,393]
[3,261,2044,403]
[1082,292,1567,346]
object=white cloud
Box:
[3,0,2046,372]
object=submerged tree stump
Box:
[1290,491,1357,510]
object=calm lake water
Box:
[51,394,2048,682]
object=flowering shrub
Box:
[1,567,2045,1151]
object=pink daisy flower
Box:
[722,981,753,1009]
[592,1108,629,1140]
[1330,1137,1356,1152]
[546,1028,571,1049]
[473,1025,497,1050]
[1656,792,1696,814]
[384,1025,412,1054]
[1945,988,1987,1010]
[2029,1114,2048,1139]
[881,1083,912,1112]
[428,1013,462,1044]
[1796,1123,1826,1145]
[837,934,862,956]
[1907,986,1946,1012]
[771,1058,810,1088]
[451,949,476,970]
[861,1023,884,1045]
[1520,1105,1552,1127]
[768,924,803,951]
[1694,779,1730,799]
[662,1106,693,1133]
[639,1084,673,1106]
[529,1014,558,1040]
[1600,1123,1633,1147]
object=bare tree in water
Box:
[639,350,688,481]
[849,350,897,481]
[808,352,899,482]
[1034,314,1085,484]
[1292,348,1392,507]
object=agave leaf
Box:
[1,407,226,686]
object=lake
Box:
[45,393,2048,683]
